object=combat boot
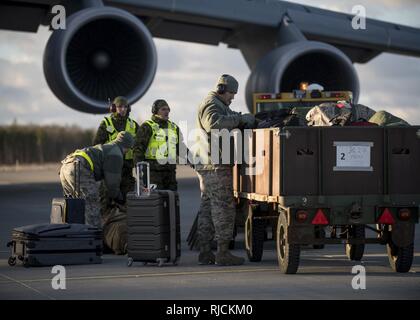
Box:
[198,242,215,265]
[215,241,245,266]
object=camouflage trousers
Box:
[59,160,102,228]
[196,166,235,242]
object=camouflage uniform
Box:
[196,167,235,242]
[59,159,101,227]
[194,76,255,265]
[59,132,133,229]
[306,102,376,126]
[368,110,409,126]
[133,114,182,191]
[93,113,139,213]
[306,102,409,127]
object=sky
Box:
[0,0,420,132]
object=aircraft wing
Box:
[1,0,419,113]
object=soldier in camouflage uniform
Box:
[194,74,256,266]
[93,96,139,215]
[59,131,134,228]
[133,99,186,191]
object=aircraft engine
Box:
[43,7,157,113]
[245,41,360,111]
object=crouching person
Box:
[59,131,135,229]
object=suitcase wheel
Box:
[127,257,133,267]
[157,258,165,267]
[8,256,16,267]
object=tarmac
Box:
[0,165,419,300]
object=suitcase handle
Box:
[166,190,178,263]
[73,159,81,198]
[135,161,150,197]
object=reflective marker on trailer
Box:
[377,208,395,224]
[311,209,329,225]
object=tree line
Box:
[0,124,95,165]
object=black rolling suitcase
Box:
[126,162,180,267]
[7,223,102,267]
[51,159,85,224]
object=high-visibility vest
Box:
[144,119,178,161]
[103,116,136,160]
[73,150,94,171]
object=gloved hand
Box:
[240,113,256,129]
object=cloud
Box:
[0,1,419,132]
[287,0,420,27]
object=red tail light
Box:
[378,208,395,224]
[398,208,411,221]
[296,210,308,223]
[311,209,329,225]
[258,94,274,100]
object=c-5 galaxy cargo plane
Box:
[1,0,420,113]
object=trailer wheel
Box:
[245,205,265,262]
[276,212,300,274]
[387,241,414,273]
[345,225,365,261]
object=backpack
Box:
[256,108,302,128]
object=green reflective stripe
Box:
[104,117,136,159]
[73,150,94,171]
[104,116,116,142]
[124,118,136,160]
[145,119,178,160]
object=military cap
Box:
[152,99,170,114]
[113,96,129,107]
[216,74,238,93]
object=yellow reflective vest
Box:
[103,116,136,160]
[144,119,178,161]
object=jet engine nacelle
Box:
[43,7,157,114]
[245,41,360,111]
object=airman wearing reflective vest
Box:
[133,99,185,191]
[93,96,139,213]
[59,131,135,228]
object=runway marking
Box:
[0,273,55,300]
[0,267,280,284]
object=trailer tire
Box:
[345,225,365,261]
[276,211,300,274]
[387,241,414,273]
[245,214,265,262]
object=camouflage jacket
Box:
[93,114,139,167]
[194,91,242,170]
[75,143,125,199]
[133,115,186,171]
[306,103,377,126]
